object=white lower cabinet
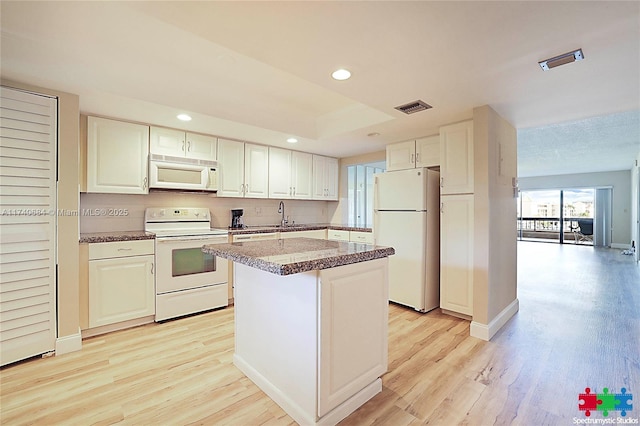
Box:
[349,231,374,244]
[88,240,155,328]
[327,229,350,241]
[440,194,474,315]
[279,229,326,240]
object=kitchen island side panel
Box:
[233,264,319,423]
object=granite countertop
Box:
[202,237,394,276]
[79,231,155,243]
[228,223,372,235]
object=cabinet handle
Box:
[182,141,185,152]
[440,202,444,214]
[411,153,415,164]
[440,177,444,188]
[416,153,420,163]
[117,248,132,251]
[289,187,292,196]
[293,186,296,196]
[241,184,245,194]
[151,263,154,274]
[143,176,148,190]
[187,141,191,152]
[245,184,248,194]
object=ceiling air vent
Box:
[394,100,432,115]
[539,48,584,71]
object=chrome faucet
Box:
[278,201,287,227]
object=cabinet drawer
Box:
[232,232,278,242]
[89,239,155,260]
[350,231,374,244]
[327,229,349,241]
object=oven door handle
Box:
[156,236,228,243]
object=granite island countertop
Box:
[203,237,394,276]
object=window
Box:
[347,162,385,227]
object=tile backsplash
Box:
[80,192,337,233]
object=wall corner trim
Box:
[470,298,519,341]
[55,327,82,356]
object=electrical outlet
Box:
[255,207,262,216]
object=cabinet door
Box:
[415,135,440,168]
[268,147,292,199]
[87,116,149,194]
[217,138,245,197]
[150,126,185,157]
[88,254,155,327]
[186,133,217,161]
[440,121,474,195]
[324,157,339,200]
[386,140,415,171]
[440,194,474,315]
[291,151,313,199]
[244,143,269,198]
[318,258,388,416]
[312,155,339,200]
[312,155,327,199]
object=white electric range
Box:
[144,207,229,321]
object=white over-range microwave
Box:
[149,154,219,192]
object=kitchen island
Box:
[202,238,394,426]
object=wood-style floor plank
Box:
[1,242,638,425]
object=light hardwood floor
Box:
[1,242,638,425]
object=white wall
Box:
[631,153,640,260]
[80,192,331,233]
[518,170,632,247]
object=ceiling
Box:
[1,1,638,177]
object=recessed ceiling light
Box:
[538,49,584,71]
[177,114,192,121]
[286,138,298,144]
[331,69,351,81]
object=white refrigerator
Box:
[374,168,440,312]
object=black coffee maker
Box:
[230,209,244,229]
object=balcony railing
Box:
[517,217,593,244]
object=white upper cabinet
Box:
[386,135,439,171]
[244,143,269,198]
[415,135,440,168]
[440,121,474,195]
[150,126,216,161]
[386,140,416,171]
[87,116,149,194]
[218,139,269,198]
[313,155,338,200]
[291,151,313,199]
[270,148,313,199]
[268,147,292,199]
[217,139,245,197]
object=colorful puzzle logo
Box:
[579,387,633,417]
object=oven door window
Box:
[172,248,216,277]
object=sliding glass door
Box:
[518,188,594,245]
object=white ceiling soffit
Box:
[518,110,640,178]
[0,1,639,166]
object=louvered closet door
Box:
[0,86,57,366]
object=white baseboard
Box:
[611,243,630,249]
[470,298,519,341]
[55,327,82,355]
